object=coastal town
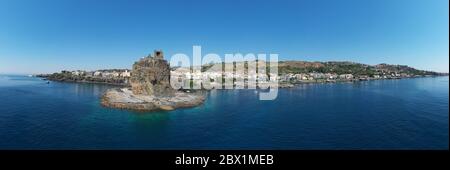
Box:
[37,56,448,88]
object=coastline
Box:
[37,74,448,88]
[36,75,129,87]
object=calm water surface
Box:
[0,75,448,149]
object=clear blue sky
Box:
[0,0,448,74]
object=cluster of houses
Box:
[170,68,281,88]
[170,66,423,87]
[279,72,416,82]
[68,69,131,78]
[280,73,351,82]
[172,69,278,80]
[55,67,421,87]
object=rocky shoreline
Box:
[37,73,129,86]
[101,88,205,112]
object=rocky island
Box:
[101,51,205,112]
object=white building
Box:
[94,71,102,77]
[120,70,131,77]
[339,74,354,80]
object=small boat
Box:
[46,81,50,84]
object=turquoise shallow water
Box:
[0,75,448,149]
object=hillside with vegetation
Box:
[278,61,445,76]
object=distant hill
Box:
[195,60,446,76]
[278,61,445,76]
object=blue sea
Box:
[0,75,448,149]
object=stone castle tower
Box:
[130,50,175,96]
[154,50,164,59]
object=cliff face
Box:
[130,51,175,97]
